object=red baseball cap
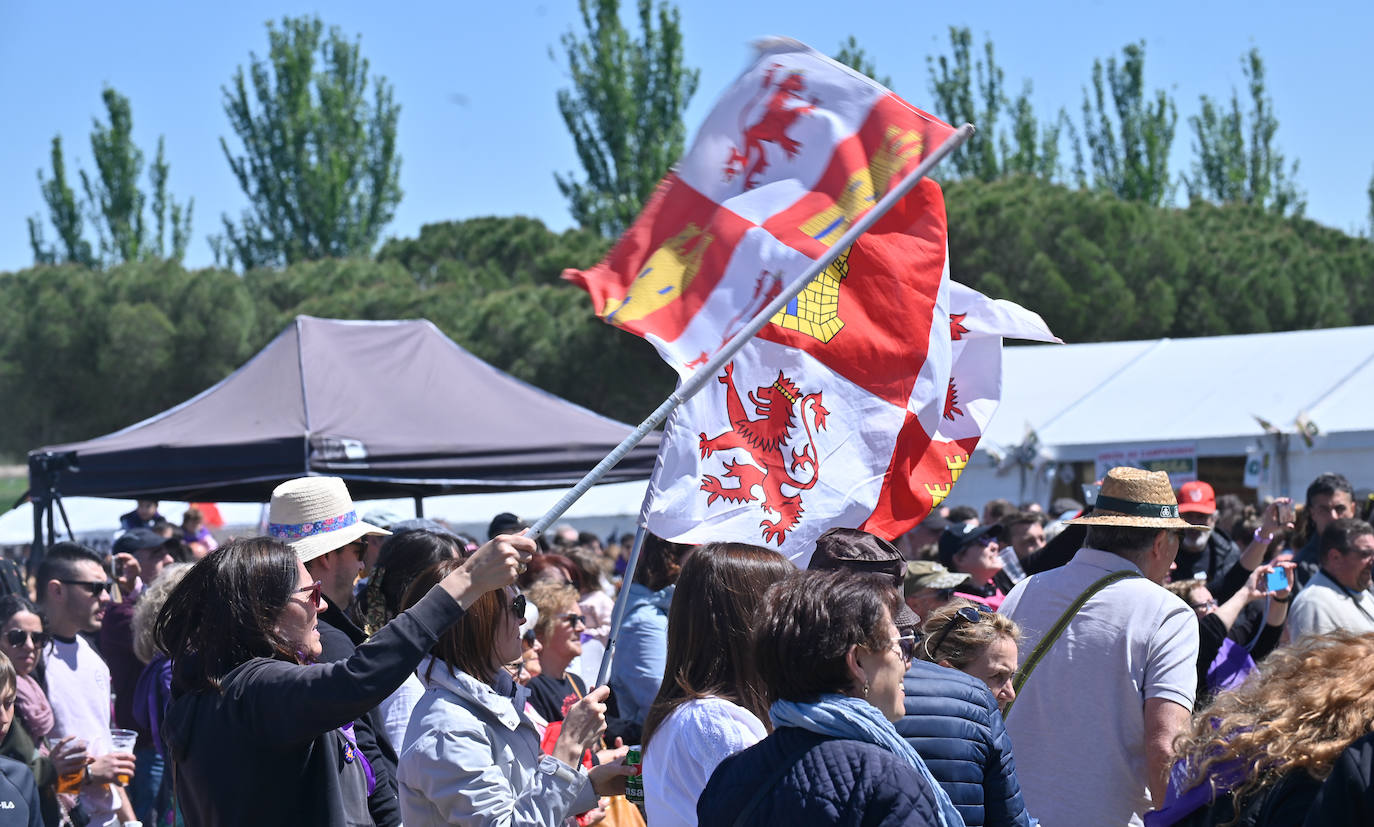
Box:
[1177,480,1217,514]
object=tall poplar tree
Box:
[554,0,699,238]
[216,15,402,269]
[1078,41,1177,205]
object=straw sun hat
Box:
[268,476,390,564]
[1066,467,1207,532]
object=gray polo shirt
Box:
[1001,547,1199,827]
[1288,569,1374,640]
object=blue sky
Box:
[2,1,1370,273]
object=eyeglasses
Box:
[561,613,586,628]
[892,634,918,664]
[294,580,323,610]
[60,580,112,596]
[509,594,527,619]
[4,629,49,648]
[927,605,993,657]
[974,534,999,547]
[1189,599,1219,612]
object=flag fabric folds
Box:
[566,38,1054,565]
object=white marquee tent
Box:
[952,324,1374,508]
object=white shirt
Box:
[642,696,767,827]
[1000,547,1199,827]
[46,634,120,826]
[1288,569,1374,639]
[379,672,426,751]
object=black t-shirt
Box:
[527,671,586,724]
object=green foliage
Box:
[27,89,191,267]
[925,28,1066,184]
[28,137,94,267]
[1078,42,1177,205]
[945,176,1374,343]
[554,0,699,238]
[376,216,611,291]
[833,36,891,87]
[1185,49,1303,216]
[216,15,402,269]
[0,262,256,453]
[927,27,1005,180]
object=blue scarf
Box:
[771,694,965,827]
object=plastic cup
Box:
[109,729,137,785]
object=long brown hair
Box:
[403,558,512,685]
[155,538,301,694]
[641,542,792,750]
[1174,632,1374,819]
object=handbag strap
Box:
[731,734,820,827]
[1003,569,1141,718]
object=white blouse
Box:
[641,696,768,827]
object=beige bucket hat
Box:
[268,476,390,563]
[1067,467,1207,531]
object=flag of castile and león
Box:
[566,39,1051,565]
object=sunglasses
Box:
[509,594,527,619]
[60,579,113,596]
[893,633,918,664]
[4,629,50,648]
[927,605,994,657]
[561,613,586,628]
[294,580,323,610]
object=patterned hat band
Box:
[1091,494,1180,520]
[270,510,358,542]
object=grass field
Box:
[0,475,26,511]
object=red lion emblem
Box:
[698,363,830,545]
[723,64,817,189]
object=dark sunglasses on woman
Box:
[5,629,50,648]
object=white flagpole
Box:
[594,520,648,687]
[526,122,975,539]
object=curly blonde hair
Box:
[1174,632,1374,814]
[133,563,193,664]
[524,580,580,641]
[917,598,1021,669]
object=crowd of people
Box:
[0,467,1372,826]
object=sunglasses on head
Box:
[927,605,994,657]
[60,579,112,596]
[294,580,323,610]
[4,629,49,648]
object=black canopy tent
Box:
[28,316,660,555]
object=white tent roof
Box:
[988,325,1374,461]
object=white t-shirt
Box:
[47,634,120,826]
[642,696,767,827]
[1287,569,1374,640]
[1000,547,1199,827]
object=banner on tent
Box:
[1095,442,1198,485]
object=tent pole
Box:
[526,124,975,537]
[413,496,425,518]
[30,496,45,579]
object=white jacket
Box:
[397,657,599,826]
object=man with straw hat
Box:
[998,467,1204,827]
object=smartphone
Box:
[1265,568,1289,593]
[1276,500,1296,526]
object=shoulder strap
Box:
[731,733,817,827]
[1004,569,1141,719]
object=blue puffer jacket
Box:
[698,727,943,826]
[896,660,1030,827]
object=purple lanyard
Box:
[338,723,377,797]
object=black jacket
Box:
[0,754,42,827]
[895,660,1029,827]
[698,726,943,826]
[1305,731,1374,826]
[164,584,464,827]
[1175,529,1243,595]
[317,616,402,827]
